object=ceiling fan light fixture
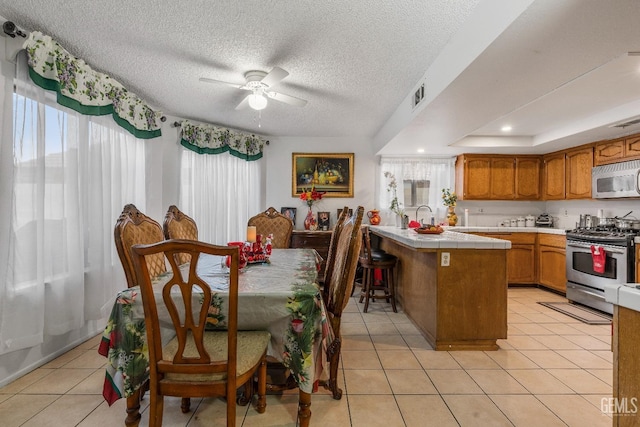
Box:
[248,92,268,110]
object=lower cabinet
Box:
[474,233,536,284]
[290,230,332,281]
[537,234,566,293]
[474,232,566,291]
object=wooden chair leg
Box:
[387,267,397,312]
[125,388,142,427]
[323,336,343,399]
[180,397,191,413]
[256,356,267,413]
[298,390,312,427]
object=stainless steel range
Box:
[566,227,637,314]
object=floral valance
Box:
[22,31,162,139]
[179,120,266,161]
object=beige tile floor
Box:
[0,287,615,426]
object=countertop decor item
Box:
[300,185,324,230]
[367,209,381,225]
[415,226,444,234]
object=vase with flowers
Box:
[384,171,405,227]
[441,188,458,226]
[299,185,326,230]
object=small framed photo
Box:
[317,211,330,231]
[280,207,297,224]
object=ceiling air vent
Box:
[412,83,425,109]
[610,117,640,129]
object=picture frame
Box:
[292,153,354,197]
[317,211,330,231]
[280,207,297,224]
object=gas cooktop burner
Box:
[567,227,639,244]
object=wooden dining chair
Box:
[114,204,167,288]
[322,206,364,399]
[163,205,198,265]
[131,239,270,427]
[248,207,293,248]
[320,206,349,304]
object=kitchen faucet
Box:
[415,205,433,226]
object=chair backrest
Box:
[130,239,240,416]
[325,206,364,333]
[360,225,375,264]
[247,207,293,248]
[114,204,166,288]
[321,206,349,298]
[163,205,198,265]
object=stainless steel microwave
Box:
[592,159,640,199]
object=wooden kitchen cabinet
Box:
[624,135,640,161]
[490,157,516,199]
[565,145,593,199]
[594,138,625,165]
[612,305,640,426]
[537,234,566,293]
[515,157,541,199]
[456,155,540,201]
[456,155,491,199]
[290,230,332,280]
[474,232,537,284]
[542,152,566,200]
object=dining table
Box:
[98,248,334,427]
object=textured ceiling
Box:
[0,0,478,140]
[2,0,640,156]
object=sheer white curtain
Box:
[0,52,146,355]
[379,157,456,222]
[179,149,262,244]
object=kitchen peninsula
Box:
[370,226,511,351]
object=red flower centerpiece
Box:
[299,185,326,230]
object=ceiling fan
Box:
[199,67,308,111]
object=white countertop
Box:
[370,226,512,249]
[449,226,566,235]
[604,283,640,312]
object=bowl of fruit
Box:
[415,225,444,234]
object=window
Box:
[402,179,430,207]
[379,157,456,219]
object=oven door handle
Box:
[567,241,626,254]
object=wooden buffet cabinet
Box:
[290,230,332,280]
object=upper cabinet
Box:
[542,146,593,200]
[565,146,593,199]
[595,135,640,166]
[542,152,565,200]
[456,155,540,201]
[516,157,541,200]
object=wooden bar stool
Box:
[358,226,398,313]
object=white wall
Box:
[263,136,378,229]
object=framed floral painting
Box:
[292,153,354,197]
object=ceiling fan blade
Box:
[235,95,250,110]
[260,67,289,88]
[199,77,243,89]
[266,91,308,107]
